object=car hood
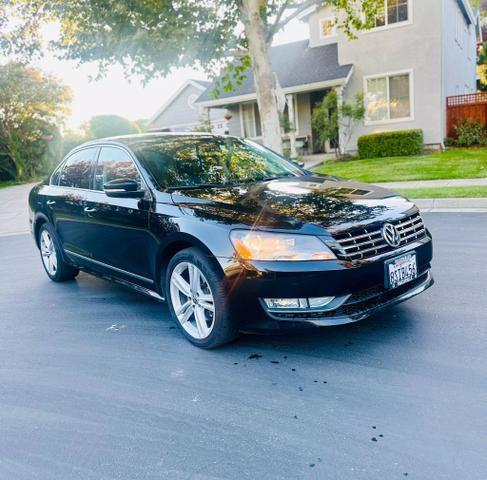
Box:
[168,175,418,235]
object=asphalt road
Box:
[0,213,486,480]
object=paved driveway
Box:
[0,182,37,236]
[0,183,486,479]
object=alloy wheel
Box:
[169,261,215,339]
[40,230,58,276]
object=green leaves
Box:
[311,89,339,151]
[84,115,141,139]
[2,0,384,86]
[0,63,71,180]
[211,54,251,98]
[312,89,365,155]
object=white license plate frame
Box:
[385,253,418,289]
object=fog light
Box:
[264,298,308,309]
[263,296,337,310]
[308,297,335,308]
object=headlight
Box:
[230,230,337,261]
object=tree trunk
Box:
[239,0,283,154]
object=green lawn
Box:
[396,186,487,199]
[0,180,23,189]
[313,148,487,183]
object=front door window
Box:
[94,147,142,191]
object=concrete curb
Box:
[415,198,487,213]
[378,178,487,189]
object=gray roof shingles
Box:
[196,40,352,104]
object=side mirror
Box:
[103,179,145,198]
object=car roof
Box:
[79,132,238,150]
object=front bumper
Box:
[225,235,433,331]
[263,271,433,327]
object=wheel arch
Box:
[155,233,221,294]
[33,213,50,248]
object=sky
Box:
[30,19,309,130]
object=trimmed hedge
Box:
[357,129,424,159]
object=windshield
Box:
[131,135,304,189]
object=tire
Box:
[165,247,239,349]
[38,223,79,282]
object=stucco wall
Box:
[335,0,444,152]
[224,106,241,136]
[308,6,337,48]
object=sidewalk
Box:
[377,177,487,189]
[0,182,37,236]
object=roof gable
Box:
[196,40,352,106]
[149,79,208,124]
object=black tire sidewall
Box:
[164,247,238,349]
[38,223,78,282]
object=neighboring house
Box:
[195,0,482,154]
[148,80,229,134]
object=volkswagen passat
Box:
[29,133,433,348]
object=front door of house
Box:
[310,90,338,154]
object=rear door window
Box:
[58,148,98,189]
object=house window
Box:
[241,103,262,138]
[365,71,412,123]
[373,0,409,28]
[319,17,336,38]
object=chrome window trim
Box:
[48,143,152,200]
[93,144,150,193]
[49,146,100,188]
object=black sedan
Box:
[29,133,433,348]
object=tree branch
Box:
[266,0,325,43]
[265,0,292,43]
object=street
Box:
[0,213,486,480]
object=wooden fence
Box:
[446,93,487,138]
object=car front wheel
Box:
[38,223,79,282]
[165,248,239,349]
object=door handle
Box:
[84,207,97,214]
[46,200,56,206]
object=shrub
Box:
[358,129,424,159]
[454,119,487,147]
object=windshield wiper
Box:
[258,174,297,182]
[167,183,230,191]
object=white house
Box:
[148,79,229,134]
[151,0,482,154]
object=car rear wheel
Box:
[165,247,239,349]
[38,223,79,282]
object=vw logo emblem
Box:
[382,223,401,247]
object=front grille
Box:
[330,212,426,261]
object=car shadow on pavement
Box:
[232,306,418,354]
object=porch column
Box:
[336,86,345,156]
[286,94,298,159]
[202,107,211,133]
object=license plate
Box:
[385,253,417,289]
